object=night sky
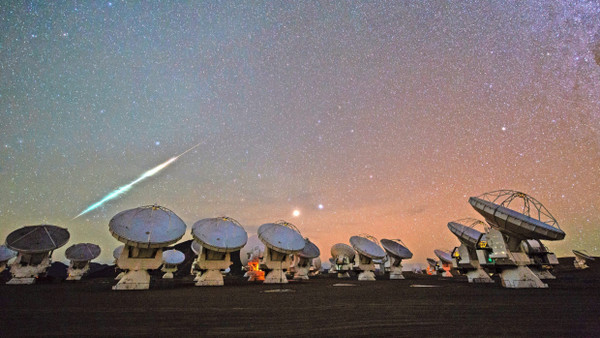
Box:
[1,1,599,265]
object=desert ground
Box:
[1,257,599,337]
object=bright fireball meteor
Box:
[73,143,200,219]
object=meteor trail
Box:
[73,143,200,219]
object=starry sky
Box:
[1,1,599,265]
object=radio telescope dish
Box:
[192,217,248,252]
[297,238,320,259]
[64,243,101,281]
[447,218,488,248]
[66,243,101,262]
[192,217,248,286]
[191,240,202,255]
[0,245,17,274]
[5,225,70,285]
[350,235,385,259]
[310,257,322,276]
[113,245,124,260]
[258,221,305,254]
[257,220,305,284]
[447,219,493,283]
[331,243,355,260]
[350,234,385,281]
[189,240,202,280]
[330,243,355,278]
[109,205,187,248]
[293,238,320,280]
[380,239,412,280]
[161,249,185,279]
[573,250,595,270]
[434,250,452,264]
[469,190,565,241]
[426,258,440,275]
[6,224,70,253]
[434,250,454,278]
[163,249,185,265]
[469,190,565,288]
[109,205,187,290]
[112,245,125,280]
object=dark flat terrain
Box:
[1,258,599,337]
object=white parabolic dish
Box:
[65,243,101,262]
[113,245,124,260]
[350,236,385,260]
[330,243,355,259]
[469,194,565,241]
[6,225,70,253]
[0,245,17,261]
[380,239,413,260]
[257,222,305,254]
[192,217,248,253]
[447,221,483,248]
[434,249,453,264]
[191,240,202,255]
[573,250,595,261]
[163,249,185,264]
[108,205,186,248]
[297,238,320,259]
[240,235,265,266]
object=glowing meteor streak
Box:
[73,143,200,219]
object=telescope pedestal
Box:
[293,257,311,280]
[7,252,51,285]
[262,248,292,284]
[530,267,556,280]
[466,267,493,283]
[389,257,405,279]
[500,265,548,288]
[113,270,152,290]
[67,264,90,281]
[113,246,162,290]
[356,254,376,281]
[334,256,353,279]
[574,256,589,269]
[389,266,405,279]
[440,263,452,277]
[196,250,231,286]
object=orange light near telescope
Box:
[247,260,265,281]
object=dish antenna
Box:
[426,258,441,275]
[573,250,595,270]
[257,220,305,284]
[349,234,386,281]
[161,249,185,279]
[192,216,248,286]
[109,205,186,290]
[65,243,101,281]
[190,240,202,281]
[309,257,322,276]
[112,245,125,280]
[0,245,17,274]
[330,243,355,278]
[434,249,454,277]
[469,190,565,288]
[240,235,266,281]
[292,238,320,280]
[5,225,70,285]
[380,239,413,279]
[447,219,493,283]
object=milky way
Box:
[1,1,599,264]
